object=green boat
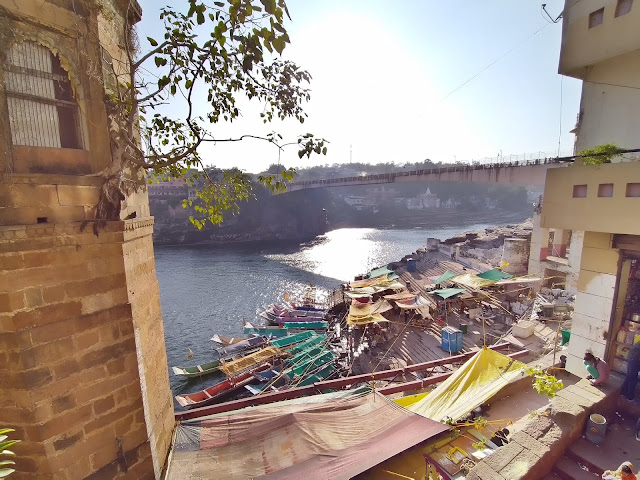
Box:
[171,359,222,378]
[288,351,335,377]
[270,331,315,348]
[285,345,324,367]
[286,335,326,355]
[297,364,336,387]
[284,321,328,330]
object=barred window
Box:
[5,41,83,150]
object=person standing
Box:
[622,342,640,401]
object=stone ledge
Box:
[467,376,622,479]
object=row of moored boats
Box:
[172,300,340,409]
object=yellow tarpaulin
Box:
[347,313,390,326]
[450,273,497,289]
[347,281,405,296]
[220,346,281,377]
[405,347,526,422]
[393,392,429,407]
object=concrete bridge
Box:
[285,158,571,192]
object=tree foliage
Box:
[100,0,327,229]
[0,428,19,478]
[577,143,623,166]
[525,367,563,398]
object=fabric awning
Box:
[476,269,513,281]
[166,392,450,480]
[433,271,457,284]
[495,276,542,285]
[395,296,432,310]
[368,265,399,280]
[450,273,497,289]
[347,313,390,325]
[349,299,392,317]
[346,281,405,296]
[404,347,526,422]
[384,291,417,301]
[431,288,465,299]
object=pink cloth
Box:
[592,359,611,386]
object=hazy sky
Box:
[136,0,582,173]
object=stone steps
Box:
[552,456,601,480]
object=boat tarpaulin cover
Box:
[167,392,450,480]
[433,271,457,284]
[347,313,390,326]
[384,291,417,301]
[270,331,315,348]
[215,335,265,357]
[404,347,526,422]
[476,269,513,281]
[368,265,399,280]
[431,288,465,299]
[220,346,281,377]
[450,273,497,289]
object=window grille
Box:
[5,41,83,149]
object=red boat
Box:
[175,364,270,409]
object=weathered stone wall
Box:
[0,219,173,479]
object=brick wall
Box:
[0,219,173,479]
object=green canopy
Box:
[431,288,465,299]
[433,271,457,284]
[368,266,399,280]
[476,269,513,281]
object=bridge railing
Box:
[288,156,567,189]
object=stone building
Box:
[529,0,640,377]
[0,0,174,478]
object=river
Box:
[155,225,492,400]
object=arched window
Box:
[5,41,83,150]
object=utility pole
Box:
[350,144,353,163]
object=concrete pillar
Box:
[565,232,618,376]
[528,211,549,276]
[0,219,174,479]
[551,229,571,258]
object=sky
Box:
[136,0,582,174]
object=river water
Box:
[155,225,491,399]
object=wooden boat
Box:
[254,365,284,382]
[270,331,315,348]
[286,335,325,355]
[285,345,324,367]
[244,374,290,395]
[243,322,289,338]
[175,363,271,408]
[215,336,265,358]
[261,310,326,325]
[269,304,326,319]
[284,351,335,378]
[283,321,328,330]
[171,359,222,378]
[296,364,336,387]
[210,334,248,346]
[220,346,282,377]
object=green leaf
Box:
[0,467,16,478]
[154,57,167,67]
[147,37,158,47]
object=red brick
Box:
[80,337,136,370]
[84,403,139,436]
[106,357,126,376]
[22,337,74,367]
[12,301,83,331]
[75,329,100,350]
[93,395,115,416]
[53,430,83,451]
[121,447,154,480]
[41,284,67,304]
[64,273,127,300]
[23,288,44,308]
[0,253,24,271]
[89,438,119,473]
[0,291,25,313]
[51,394,76,414]
[36,404,92,441]
[21,367,53,389]
[52,358,81,380]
